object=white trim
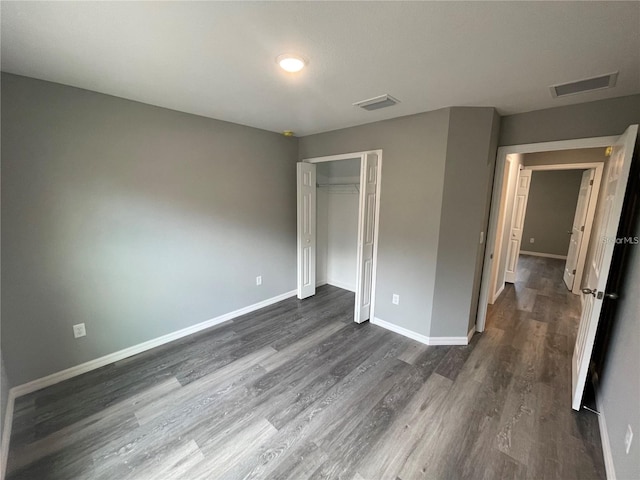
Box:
[10,290,297,399]
[371,317,430,344]
[500,136,618,155]
[0,391,15,480]
[525,162,604,171]
[428,335,472,346]
[596,390,617,480]
[477,134,617,333]
[371,317,471,346]
[467,327,475,343]
[302,151,374,164]
[492,283,505,304]
[520,250,568,260]
[326,279,356,293]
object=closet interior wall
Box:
[317,159,361,292]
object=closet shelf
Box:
[317,183,360,193]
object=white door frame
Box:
[523,162,603,295]
[476,136,616,332]
[300,150,383,323]
[488,153,521,304]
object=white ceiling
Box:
[2,1,639,136]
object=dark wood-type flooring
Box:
[7,255,605,479]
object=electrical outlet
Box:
[392,294,400,305]
[625,424,633,454]
[530,238,535,243]
[256,275,262,286]
[479,231,484,244]
[73,323,86,338]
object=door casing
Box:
[477,136,617,333]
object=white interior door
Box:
[563,169,595,290]
[572,125,637,410]
[297,162,316,299]
[504,169,532,283]
[354,152,378,323]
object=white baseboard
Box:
[491,283,505,304]
[10,289,297,399]
[595,390,617,480]
[326,278,356,293]
[371,317,471,346]
[467,327,475,344]
[520,250,567,260]
[1,390,16,480]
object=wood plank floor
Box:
[6,255,606,479]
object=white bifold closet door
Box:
[297,162,316,299]
[297,152,380,323]
[354,152,379,323]
[504,169,532,284]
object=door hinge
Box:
[572,269,576,275]
[490,253,494,259]
[590,180,594,186]
[581,225,585,232]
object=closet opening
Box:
[297,150,382,323]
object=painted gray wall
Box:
[523,147,607,167]
[431,108,500,337]
[300,107,498,338]
[501,97,640,480]
[324,192,359,291]
[500,94,640,146]
[599,207,640,479]
[521,170,583,256]
[1,73,299,385]
[299,109,451,337]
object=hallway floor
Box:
[485,254,605,479]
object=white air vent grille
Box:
[550,72,618,98]
[353,94,400,111]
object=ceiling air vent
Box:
[353,94,400,111]
[550,72,618,98]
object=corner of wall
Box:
[430,107,499,338]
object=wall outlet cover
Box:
[530,238,535,243]
[392,294,400,305]
[73,323,86,338]
[256,275,262,286]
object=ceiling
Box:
[2,1,639,136]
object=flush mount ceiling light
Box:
[276,54,307,73]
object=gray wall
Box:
[299,107,498,339]
[431,108,500,336]
[501,97,640,480]
[299,109,451,337]
[521,170,583,256]
[523,147,607,167]
[500,94,640,146]
[1,73,299,385]
[599,207,640,479]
